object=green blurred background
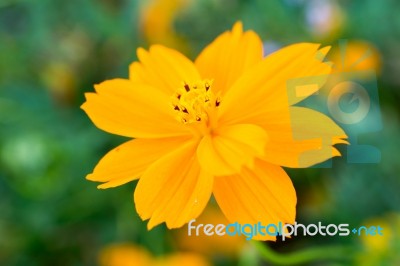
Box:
[1,0,400,265]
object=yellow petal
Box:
[87,137,189,189]
[262,107,347,168]
[218,43,331,126]
[134,140,213,229]
[196,124,268,176]
[213,160,296,241]
[194,21,263,96]
[196,135,234,176]
[81,78,190,138]
[130,45,201,95]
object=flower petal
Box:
[87,137,189,189]
[81,78,190,138]
[130,45,201,95]
[194,22,263,96]
[218,43,331,126]
[134,140,213,229]
[196,124,268,176]
[262,107,348,168]
[213,160,297,241]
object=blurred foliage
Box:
[1,0,400,265]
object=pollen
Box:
[172,79,219,124]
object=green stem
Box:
[252,241,354,265]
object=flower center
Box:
[172,79,220,124]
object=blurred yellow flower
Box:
[82,22,347,239]
[360,217,391,252]
[99,243,152,266]
[99,243,209,266]
[355,213,400,266]
[329,40,382,75]
[139,0,191,50]
[318,40,382,101]
[153,253,210,266]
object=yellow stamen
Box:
[172,79,219,125]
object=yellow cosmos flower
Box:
[81,22,347,239]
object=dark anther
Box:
[177,94,181,100]
[196,117,201,121]
[184,84,190,92]
[205,83,210,91]
[215,100,220,107]
[174,106,180,111]
[182,108,189,114]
